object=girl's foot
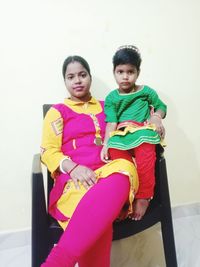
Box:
[131,199,150,221]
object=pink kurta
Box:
[48,101,106,221]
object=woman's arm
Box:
[41,107,97,188]
[40,108,67,176]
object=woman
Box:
[40,55,138,267]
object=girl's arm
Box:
[149,109,165,139]
[100,122,117,162]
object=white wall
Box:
[0,0,199,230]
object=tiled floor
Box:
[1,203,200,267]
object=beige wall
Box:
[0,0,199,230]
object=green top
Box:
[105,85,167,123]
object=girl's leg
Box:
[78,226,112,267]
[109,148,133,162]
[133,143,156,220]
[41,173,130,267]
[134,143,156,199]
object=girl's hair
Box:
[62,55,91,79]
[112,45,142,71]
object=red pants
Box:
[41,173,130,267]
[109,143,156,199]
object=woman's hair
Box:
[62,55,91,79]
[112,45,142,71]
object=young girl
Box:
[101,45,167,221]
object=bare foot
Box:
[131,199,150,221]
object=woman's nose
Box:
[74,75,81,83]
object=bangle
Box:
[152,113,162,119]
[59,157,71,174]
[68,163,79,175]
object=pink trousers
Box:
[41,173,130,267]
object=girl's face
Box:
[114,64,140,93]
[64,61,92,102]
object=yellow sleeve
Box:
[40,107,68,175]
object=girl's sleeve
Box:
[40,107,68,176]
[148,88,167,117]
[104,93,118,122]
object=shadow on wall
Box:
[160,94,200,203]
[90,76,110,101]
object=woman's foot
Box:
[131,199,150,220]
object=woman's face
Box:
[64,61,92,102]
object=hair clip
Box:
[117,45,140,54]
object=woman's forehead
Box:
[66,62,87,74]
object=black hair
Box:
[62,55,91,79]
[112,45,142,71]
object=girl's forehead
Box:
[115,64,137,70]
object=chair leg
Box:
[32,172,49,267]
[159,158,178,267]
[161,218,178,267]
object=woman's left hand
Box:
[149,116,165,139]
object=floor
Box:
[0,203,200,267]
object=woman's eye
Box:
[81,73,87,78]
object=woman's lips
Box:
[73,86,84,91]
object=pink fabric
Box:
[48,102,106,221]
[78,226,112,267]
[41,173,130,267]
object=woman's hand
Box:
[69,164,97,190]
[100,145,110,163]
[149,115,165,139]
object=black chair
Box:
[31,104,178,267]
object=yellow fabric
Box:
[64,97,102,115]
[110,124,166,147]
[40,98,103,175]
[57,159,139,229]
[110,124,157,137]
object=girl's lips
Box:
[121,82,130,85]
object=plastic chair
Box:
[31,104,178,267]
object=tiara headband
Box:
[117,45,140,54]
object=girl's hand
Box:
[149,115,165,139]
[69,165,97,190]
[100,145,110,163]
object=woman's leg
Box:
[78,226,112,267]
[41,173,130,267]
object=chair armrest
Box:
[32,154,43,174]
